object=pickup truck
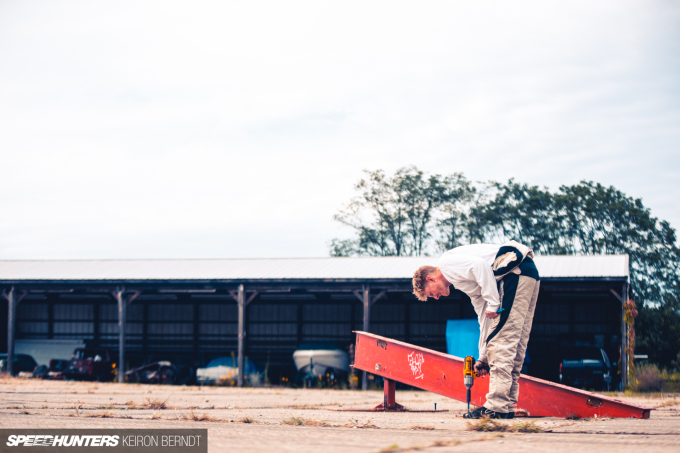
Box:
[63,348,115,382]
[559,345,613,391]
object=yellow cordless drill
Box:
[464,356,489,415]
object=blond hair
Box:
[412,265,437,301]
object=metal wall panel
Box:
[17,302,48,320]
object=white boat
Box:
[293,342,350,378]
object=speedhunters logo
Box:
[0,430,206,452]
[7,435,119,447]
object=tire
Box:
[160,367,176,385]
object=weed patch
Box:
[466,417,542,433]
[282,415,330,427]
[180,410,214,422]
[143,397,170,410]
[87,412,115,418]
[656,399,679,408]
[466,417,507,432]
[513,421,542,433]
[408,425,434,431]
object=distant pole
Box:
[621,282,629,390]
[6,287,15,376]
[362,284,370,391]
[237,284,245,388]
[116,287,125,383]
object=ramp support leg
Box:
[372,378,405,411]
[384,378,397,409]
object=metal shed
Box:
[0,255,630,388]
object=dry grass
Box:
[71,401,81,417]
[150,412,163,420]
[513,421,542,433]
[20,409,30,415]
[87,411,115,418]
[656,399,679,408]
[466,417,508,432]
[180,410,214,422]
[466,417,542,433]
[239,416,254,424]
[282,415,304,426]
[124,396,170,410]
[282,415,331,427]
[143,396,170,410]
[408,425,435,431]
[380,434,505,453]
[341,419,380,429]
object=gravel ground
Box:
[0,377,678,453]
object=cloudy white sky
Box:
[1,1,678,259]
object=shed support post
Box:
[622,282,629,390]
[611,285,629,391]
[115,287,125,383]
[237,284,245,388]
[6,288,15,376]
[3,287,26,376]
[362,284,370,391]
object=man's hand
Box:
[485,310,499,319]
[474,360,489,377]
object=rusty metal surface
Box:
[353,331,652,419]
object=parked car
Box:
[559,346,613,391]
[0,354,38,376]
[45,359,69,380]
[126,361,180,385]
[293,342,349,386]
[196,357,261,386]
[63,348,115,382]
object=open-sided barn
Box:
[0,255,630,388]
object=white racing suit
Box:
[483,242,540,414]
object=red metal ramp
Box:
[353,331,652,419]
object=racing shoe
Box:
[463,407,510,419]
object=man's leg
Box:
[483,273,536,414]
[507,279,540,413]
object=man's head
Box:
[412,266,451,301]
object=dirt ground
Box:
[0,377,678,453]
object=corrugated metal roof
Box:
[0,255,628,281]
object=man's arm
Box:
[469,257,499,367]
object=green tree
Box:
[332,167,451,256]
[635,305,680,369]
[555,181,680,307]
[477,180,567,254]
[434,173,478,251]
[331,169,680,310]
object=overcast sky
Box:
[1,1,678,259]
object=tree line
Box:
[330,166,680,366]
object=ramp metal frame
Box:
[352,331,652,419]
